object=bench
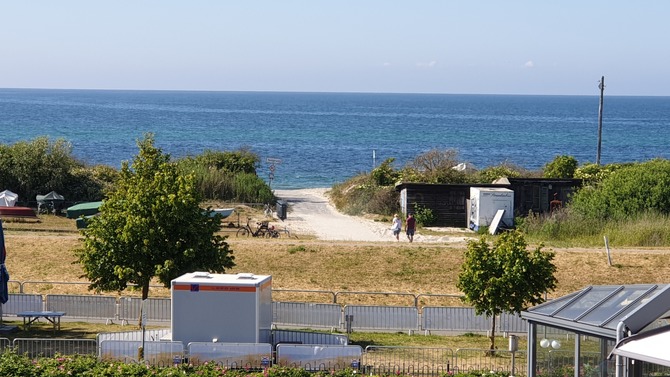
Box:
[17,311,66,332]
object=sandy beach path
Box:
[274,188,474,244]
[273,188,390,241]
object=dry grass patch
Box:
[3,216,670,304]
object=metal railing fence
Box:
[364,346,454,376]
[12,338,97,358]
[454,348,526,376]
[0,337,528,376]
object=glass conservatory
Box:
[521,284,670,377]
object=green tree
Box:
[457,230,557,351]
[543,155,578,179]
[76,134,235,302]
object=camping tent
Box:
[0,190,18,207]
[36,191,65,214]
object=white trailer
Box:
[171,272,272,346]
[469,187,514,231]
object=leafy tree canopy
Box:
[543,155,578,179]
[76,134,235,300]
[457,230,557,350]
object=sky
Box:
[1,1,669,96]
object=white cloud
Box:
[383,62,391,67]
[416,60,437,68]
[524,60,535,68]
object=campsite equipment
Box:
[207,208,234,219]
[66,201,103,219]
[0,207,37,219]
[36,191,65,214]
[0,190,18,207]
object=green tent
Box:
[66,201,103,219]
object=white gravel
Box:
[273,188,474,244]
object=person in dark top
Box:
[405,213,416,243]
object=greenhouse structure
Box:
[521,284,670,377]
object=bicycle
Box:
[276,225,298,239]
[236,218,271,237]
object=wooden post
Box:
[596,76,605,165]
[604,235,612,266]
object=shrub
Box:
[543,155,578,178]
[474,162,528,183]
[0,137,87,202]
[413,203,437,227]
[402,149,467,184]
[371,158,400,186]
[570,159,670,220]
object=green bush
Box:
[574,162,629,185]
[401,149,468,184]
[330,177,400,216]
[413,203,437,227]
[0,137,91,202]
[474,162,529,183]
[543,155,578,179]
[371,158,400,186]
[570,159,670,220]
[176,149,274,203]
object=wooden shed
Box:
[396,178,582,228]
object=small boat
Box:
[207,208,234,219]
[66,201,103,219]
[0,206,37,219]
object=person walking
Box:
[405,213,416,243]
[391,214,402,241]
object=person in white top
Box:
[391,213,402,241]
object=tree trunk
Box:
[137,282,150,328]
[487,315,496,355]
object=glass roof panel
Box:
[553,286,622,321]
[602,286,665,328]
[528,290,581,315]
[581,286,658,327]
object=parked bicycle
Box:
[277,225,298,239]
[236,218,271,237]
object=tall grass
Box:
[180,165,275,204]
[330,175,400,216]
[519,208,670,247]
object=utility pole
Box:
[596,76,605,165]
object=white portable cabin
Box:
[469,187,514,231]
[171,272,272,346]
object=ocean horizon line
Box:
[2,86,668,98]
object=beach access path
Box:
[273,188,474,244]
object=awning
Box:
[610,325,670,367]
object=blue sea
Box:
[1,89,669,189]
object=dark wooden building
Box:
[396,178,582,228]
